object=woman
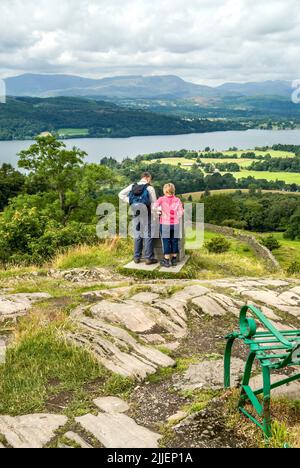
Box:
[154,183,184,268]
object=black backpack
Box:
[129,184,151,207]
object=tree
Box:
[18,135,86,224]
[0,163,25,210]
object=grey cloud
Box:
[0,0,299,84]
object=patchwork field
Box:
[58,128,89,137]
[222,149,296,158]
[182,189,300,201]
[231,171,300,184]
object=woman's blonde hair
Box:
[163,183,176,196]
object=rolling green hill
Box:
[0,96,246,140]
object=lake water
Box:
[1,129,300,166]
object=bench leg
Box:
[262,366,272,438]
[239,351,256,408]
[224,337,236,388]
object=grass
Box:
[223,149,296,158]
[148,157,195,167]
[0,306,136,417]
[58,128,89,137]
[257,232,300,271]
[182,189,299,201]
[51,239,133,270]
[0,314,105,415]
[229,170,300,185]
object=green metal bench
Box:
[224,304,300,437]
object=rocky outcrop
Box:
[0,293,51,320]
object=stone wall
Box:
[204,224,280,272]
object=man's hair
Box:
[142,172,152,180]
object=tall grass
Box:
[51,238,133,270]
[0,313,105,416]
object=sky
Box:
[0,0,299,85]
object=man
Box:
[119,172,158,265]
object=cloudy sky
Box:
[0,0,299,85]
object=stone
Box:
[124,261,159,272]
[0,293,51,319]
[82,287,132,301]
[278,291,300,306]
[129,292,160,304]
[69,316,175,378]
[0,414,67,448]
[176,358,245,391]
[94,397,130,414]
[191,296,226,317]
[260,306,282,322]
[167,411,188,424]
[242,290,285,308]
[209,293,242,317]
[171,285,210,302]
[76,413,161,448]
[140,334,166,344]
[90,300,157,333]
[64,432,92,449]
[0,340,6,364]
[250,374,300,400]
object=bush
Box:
[205,236,231,254]
[287,261,300,275]
[0,205,98,265]
[260,235,281,251]
[222,219,248,230]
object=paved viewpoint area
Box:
[0,274,299,448]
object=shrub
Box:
[222,219,248,230]
[0,205,98,265]
[205,235,231,254]
[287,261,300,275]
[260,235,281,251]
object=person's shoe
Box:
[134,258,141,264]
[145,258,158,265]
[171,257,178,267]
[160,258,171,268]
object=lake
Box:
[1,129,300,166]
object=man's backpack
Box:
[129,184,151,207]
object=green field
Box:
[230,170,300,184]
[223,149,296,158]
[182,189,300,201]
[258,232,300,269]
[149,157,194,166]
[58,128,89,137]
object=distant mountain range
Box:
[5,73,293,100]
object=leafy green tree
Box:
[18,135,86,224]
[18,136,115,224]
[204,195,240,224]
[0,163,25,210]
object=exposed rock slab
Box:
[69,315,175,379]
[129,292,160,304]
[250,374,300,400]
[0,414,67,448]
[0,293,51,319]
[191,296,226,317]
[175,359,245,391]
[76,413,161,448]
[90,300,157,333]
[94,397,129,414]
